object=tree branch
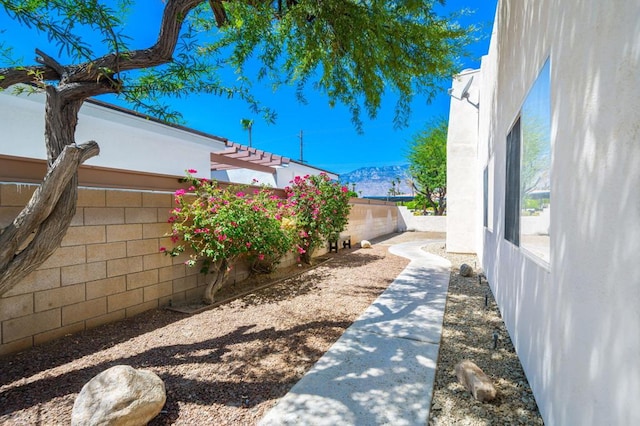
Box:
[0,66,59,89]
[0,141,99,295]
[65,0,204,84]
[209,0,228,26]
[35,48,66,78]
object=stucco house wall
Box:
[446,69,480,253]
[449,1,640,424]
[0,92,337,186]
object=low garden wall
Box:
[397,206,446,233]
[0,180,398,356]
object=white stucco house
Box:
[446,1,640,425]
[0,90,336,187]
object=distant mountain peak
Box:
[340,165,412,197]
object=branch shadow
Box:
[0,319,351,422]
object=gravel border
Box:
[422,242,544,426]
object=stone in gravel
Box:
[454,360,497,402]
[459,263,473,277]
[360,240,372,248]
[71,365,166,426]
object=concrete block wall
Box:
[0,184,208,356]
[344,199,398,244]
[0,186,398,355]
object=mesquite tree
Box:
[0,0,473,297]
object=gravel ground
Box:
[423,242,544,426]
[0,232,543,425]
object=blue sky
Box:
[0,0,497,175]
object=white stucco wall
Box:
[471,1,640,425]
[446,69,480,253]
[275,162,338,188]
[0,92,333,186]
[0,92,223,180]
[397,206,446,233]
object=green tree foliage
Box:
[407,117,448,215]
[0,0,474,296]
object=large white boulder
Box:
[71,365,166,426]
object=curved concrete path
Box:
[259,240,451,426]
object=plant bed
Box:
[167,256,334,314]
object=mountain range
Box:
[339,165,413,197]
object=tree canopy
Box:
[0,0,473,296]
[407,116,448,215]
[0,0,474,127]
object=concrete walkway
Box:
[259,240,451,426]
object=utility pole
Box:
[299,130,304,163]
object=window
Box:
[484,155,494,231]
[503,59,551,264]
[505,118,521,245]
[483,167,489,228]
[520,59,551,263]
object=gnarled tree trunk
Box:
[202,258,231,304]
[0,87,100,295]
[0,0,205,298]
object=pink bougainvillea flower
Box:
[258,254,265,260]
[246,242,252,248]
[297,246,306,254]
[341,186,349,193]
[159,247,166,252]
[187,169,198,174]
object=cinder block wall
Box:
[0,184,398,355]
[345,199,399,243]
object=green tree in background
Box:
[407,117,448,215]
[0,0,474,296]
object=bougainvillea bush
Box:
[285,173,352,264]
[163,171,294,304]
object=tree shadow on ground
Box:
[0,319,351,422]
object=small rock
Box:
[71,365,166,426]
[360,240,372,248]
[460,263,473,277]
[454,360,497,402]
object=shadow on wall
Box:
[485,2,640,425]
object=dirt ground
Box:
[0,232,543,425]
